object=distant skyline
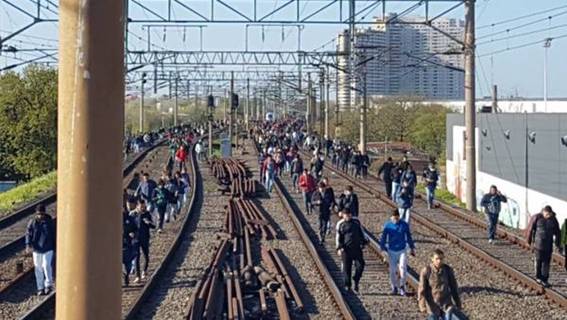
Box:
[0,0,566,98]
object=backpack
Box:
[524,213,542,241]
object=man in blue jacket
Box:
[480,185,507,244]
[379,209,416,296]
[135,172,158,214]
[26,204,56,295]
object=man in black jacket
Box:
[527,205,562,287]
[313,182,334,244]
[378,157,394,198]
[336,209,367,293]
[26,204,56,295]
[338,185,359,217]
[131,199,156,283]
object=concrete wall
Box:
[446,113,567,229]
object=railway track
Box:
[0,142,163,319]
[308,149,567,316]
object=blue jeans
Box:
[265,173,274,193]
[291,173,300,190]
[398,208,411,224]
[426,307,456,320]
[391,182,400,200]
[486,212,499,240]
[303,191,313,214]
[426,185,436,208]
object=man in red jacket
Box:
[298,168,316,215]
[175,145,187,171]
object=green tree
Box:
[407,104,448,158]
[0,66,57,180]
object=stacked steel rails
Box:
[210,159,257,198]
[11,138,204,320]
[187,160,305,319]
[308,149,567,315]
[0,141,165,320]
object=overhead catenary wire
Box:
[476,4,567,30]
[477,9,567,40]
[478,32,567,57]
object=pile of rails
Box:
[189,161,302,319]
[210,159,256,198]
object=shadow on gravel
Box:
[459,286,532,298]
[276,248,320,318]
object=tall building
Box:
[337,15,465,110]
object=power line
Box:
[477,23,567,46]
[477,9,567,40]
[478,33,567,57]
[477,4,567,30]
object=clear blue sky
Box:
[1,0,566,98]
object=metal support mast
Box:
[229,71,234,156]
[306,72,312,133]
[464,0,476,212]
[325,65,330,140]
[57,0,124,318]
[174,77,179,126]
[139,76,145,132]
[359,70,367,154]
[319,68,325,135]
[246,78,250,134]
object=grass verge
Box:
[0,171,57,217]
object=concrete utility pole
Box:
[543,38,552,112]
[464,0,477,212]
[139,75,145,132]
[229,71,234,156]
[194,83,199,110]
[57,0,124,319]
[359,70,367,154]
[254,92,259,121]
[492,85,498,113]
[174,77,178,126]
[246,78,250,134]
[224,88,228,123]
[335,67,340,138]
[262,89,267,120]
[325,65,331,140]
[306,72,312,133]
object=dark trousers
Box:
[136,241,150,277]
[319,215,330,241]
[384,179,393,198]
[565,245,567,272]
[361,166,368,178]
[485,212,499,240]
[343,248,365,288]
[157,205,167,229]
[535,250,552,282]
[123,257,133,285]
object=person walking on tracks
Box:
[290,154,303,193]
[379,208,416,296]
[337,185,359,218]
[336,209,367,293]
[561,218,567,280]
[418,249,462,320]
[131,199,156,283]
[527,205,562,287]
[480,185,507,244]
[123,197,138,286]
[298,168,316,214]
[25,204,56,296]
[135,172,158,214]
[378,157,394,198]
[422,162,439,210]
[312,182,334,244]
[153,179,173,232]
